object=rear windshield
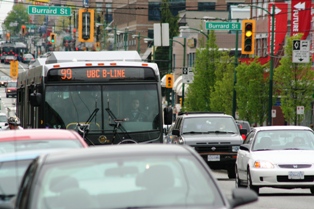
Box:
[7,82,17,87]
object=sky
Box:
[0,0,14,28]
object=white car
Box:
[235,126,314,195]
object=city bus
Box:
[17,51,164,145]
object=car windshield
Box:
[0,140,82,154]
[182,117,238,134]
[33,155,224,209]
[0,115,6,122]
[0,159,33,196]
[252,130,314,151]
[7,82,17,87]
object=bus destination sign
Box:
[47,67,156,82]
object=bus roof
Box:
[45,51,142,64]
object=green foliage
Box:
[155,0,180,77]
[184,31,220,111]
[210,51,234,115]
[4,5,29,35]
[235,60,268,125]
[274,34,314,125]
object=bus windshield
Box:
[44,84,160,134]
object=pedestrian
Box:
[5,116,24,130]
[172,105,177,121]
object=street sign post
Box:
[28,6,71,16]
[292,40,310,63]
[182,67,194,84]
[205,22,241,31]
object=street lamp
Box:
[238,4,275,125]
[179,26,209,39]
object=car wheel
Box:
[247,168,259,194]
[235,166,244,188]
[310,187,314,194]
[227,165,236,179]
[6,94,8,98]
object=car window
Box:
[24,54,33,58]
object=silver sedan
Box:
[236,126,314,195]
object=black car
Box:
[15,145,257,209]
[170,112,247,178]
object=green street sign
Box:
[205,22,241,31]
[28,6,71,16]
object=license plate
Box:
[208,155,220,161]
[288,171,304,179]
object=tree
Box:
[210,51,234,115]
[236,60,268,125]
[184,30,220,111]
[4,5,29,35]
[155,0,179,77]
[274,34,314,125]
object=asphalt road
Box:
[212,170,314,209]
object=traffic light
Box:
[21,25,26,35]
[241,19,256,55]
[50,33,56,44]
[78,8,95,42]
[165,74,173,89]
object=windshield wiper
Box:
[254,148,273,151]
[204,131,235,134]
[0,194,15,200]
[182,131,203,134]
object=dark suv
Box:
[170,112,247,178]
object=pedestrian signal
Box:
[50,33,56,44]
[241,20,256,55]
[165,74,173,89]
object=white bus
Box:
[17,51,165,145]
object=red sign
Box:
[268,3,288,55]
[291,0,311,39]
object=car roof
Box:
[39,144,194,164]
[178,112,232,118]
[0,129,85,142]
[253,126,312,131]
[0,148,69,162]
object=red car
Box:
[0,129,88,154]
[5,80,17,98]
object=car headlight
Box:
[253,160,274,169]
[232,146,240,152]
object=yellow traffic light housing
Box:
[50,33,56,44]
[78,8,95,42]
[241,20,256,55]
[165,74,173,89]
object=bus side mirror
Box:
[163,107,173,125]
[30,93,42,107]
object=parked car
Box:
[5,80,17,98]
[22,54,35,63]
[236,126,314,195]
[4,55,16,64]
[0,129,88,154]
[15,144,258,209]
[0,112,8,129]
[0,75,10,87]
[170,112,247,178]
[0,149,74,209]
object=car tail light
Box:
[241,134,247,140]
